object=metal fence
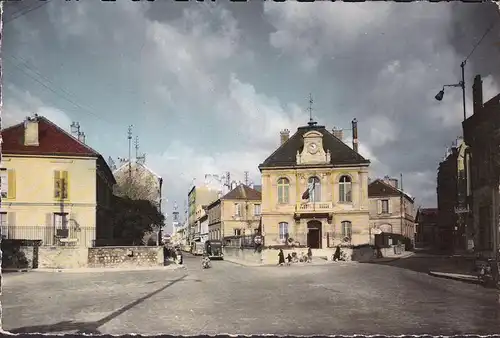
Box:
[224,234,260,248]
[0,225,96,247]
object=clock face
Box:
[308,142,319,154]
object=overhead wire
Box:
[3,0,52,24]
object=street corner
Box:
[428,271,480,285]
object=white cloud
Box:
[3,86,72,130]
[482,75,500,103]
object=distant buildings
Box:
[368,177,416,249]
[206,184,262,244]
[258,118,371,250]
[0,115,115,247]
[188,184,220,245]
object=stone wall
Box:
[2,240,41,270]
[223,247,263,264]
[38,247,89,269]
[87,246,164,268]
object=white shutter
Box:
[377,200,382,214]
[388,199,392,214]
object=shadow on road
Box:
[9,274,188,334]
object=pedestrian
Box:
[333,245,341,261]
[286,253,293,266]
[307,247,313,263]
[278,249,285,266]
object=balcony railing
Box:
[296,202,333,211]
[0,225,96,247]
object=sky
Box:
[3,1,500,233]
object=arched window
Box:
[308,176,321,202]
[339,175,352,202]
[277,178,290,204]
[341,221,352,240]
[279,222,289,241]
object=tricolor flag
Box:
[301,179,316,201]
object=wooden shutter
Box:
[54,171,61,199]
[62,171,69,199]
[388,199,392,214]
[377,200,382,214]
[7,169,16,199]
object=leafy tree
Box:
[114,175,160,205]
[111,196,165,246]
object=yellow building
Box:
[207,184,262,243]
[188,185,219,242]
[0,115,116,247]
[258,119,370,249]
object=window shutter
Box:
[54,171,61,199]
[62,171,69,199]
[377,200,381,214]
[388,200,392,214]
[45,213,54,245]
[7,169,16,199]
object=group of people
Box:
[278,248,313,266]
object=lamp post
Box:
[435,60,467,255]
[435,61,467,123]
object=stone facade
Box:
[38,247,88,269]
[87,246,163,268]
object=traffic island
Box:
[428,271,480,284]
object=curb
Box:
[223,258,264,267]
[29,265,185,273]
[428,271,480,285]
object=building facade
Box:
[436,137,472,252]
[0,115,116,247]
[368,177,416,249]
[188,184,219,244]
[259,119,371,249]
[207,184,262,243]
[463,74,500,257]
[415,208,439,248]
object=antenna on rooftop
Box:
[307,93,317,126]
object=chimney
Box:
[472,75,483,114]
[351,118,358,153]
[280,129,290,145]
[78,132,86,144]
[383,176,399,189]
[24,114,39,146]
[332,127,344,141]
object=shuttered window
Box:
[54,170,69,199]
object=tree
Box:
[111,196,165,246]
[114,175,160,204]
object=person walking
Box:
[278,249,285,266]
[307,247,313,263]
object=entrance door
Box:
[307,220,322,249]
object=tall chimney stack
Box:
[351,118,358,153]
[280,129,290,145]
[24,114,39,147]
[472,74,483,114]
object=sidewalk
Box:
[367,251,415,263]
[225,256,345,267]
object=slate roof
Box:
[2,115,116,183]
[223,184,262,201]
[259,124,369,169]
[368,179,413,202]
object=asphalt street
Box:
[3,255,500,335]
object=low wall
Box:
[38,247,89,269]
[223,247,263,264]
[2,239,41,269]
[87,246,164,268]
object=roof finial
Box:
[307,93,317,126]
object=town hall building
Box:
[258,117,371,250]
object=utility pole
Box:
[127,125,133,180]
[134,136,139,160]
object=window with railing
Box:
[308,176,321,202]
[54,213,69,238]
[234,228,241,236]
[381,199,389,214]
[254,204,261,216]
[341,221,352,240]
[279,222,288,241]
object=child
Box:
[286,253,293,266]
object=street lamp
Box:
[434,61,467,122]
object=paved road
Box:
[3,255,500,335]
